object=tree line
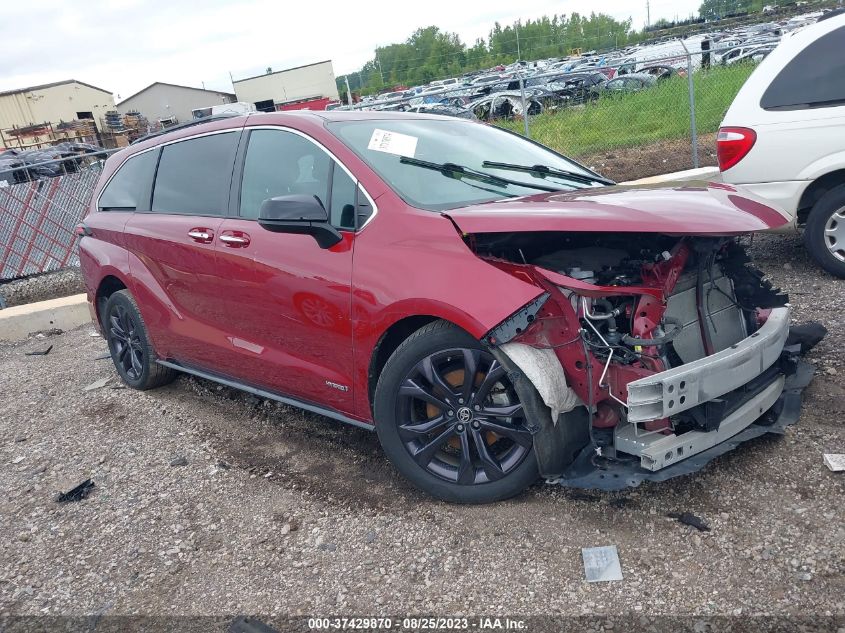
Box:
[336,13,640,98]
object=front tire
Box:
[103,290,176,390]
[374,321,538,504]
[804,184,845,278]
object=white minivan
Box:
[718,10,845,277]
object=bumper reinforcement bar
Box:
[625,306,790,423]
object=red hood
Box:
[443,182,788,234]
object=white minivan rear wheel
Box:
[804,184,845,278]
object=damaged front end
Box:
[473,231,824,490]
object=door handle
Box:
[188,228,214,244]
[219,231,251,248]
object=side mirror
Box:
[257,194,342,249]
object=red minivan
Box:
[79,111,817,503]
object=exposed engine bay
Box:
[470,231,822,489]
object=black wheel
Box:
[374,321,538,503]
[103,290,176,390]
[804,184,845,278]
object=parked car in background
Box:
[719,10,845,276]
[604,74,657,93]
[79,111,815,503]
[724,44,776,65]
[639,64,679,80]
[470,74,505,86]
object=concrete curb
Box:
[622,166,721,185]
[0,293,91,341]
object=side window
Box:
[329,166,358,230]
[761,26,845,111]
[151,132,239,215]
[98,150,158,211]
[239,129,331,220]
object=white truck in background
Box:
[191,102,256,119]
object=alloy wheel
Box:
[108,304,144,381]
[395,348,532,485]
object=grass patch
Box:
[495,63,756,157]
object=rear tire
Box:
[103,290,176,390]
[804,184,845,278]
[374,321,538,504]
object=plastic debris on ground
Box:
[823,454,845,472]
[56,479,95,503]
[84,377,111,391]
[582,545,623,582]
[668,511,711,532]
[25,345,53,356]
[785,321,828,354]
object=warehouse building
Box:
[233,60,340,112]
[0,79,114,133]
[116,82,236,126]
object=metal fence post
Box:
[517,72,530,139]
[680,40,700,169]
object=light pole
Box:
[375,49,385,84]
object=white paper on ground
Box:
[823,454,845,472]
[367,128,418,157]
[582,545,623,582]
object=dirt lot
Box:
[579,133,718,183]
[1,233,843,625]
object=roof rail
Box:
[130,113,241,145]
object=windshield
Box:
[327,118,603,211]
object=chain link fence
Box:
[0,154,116,281]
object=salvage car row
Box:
[341,12,818,122]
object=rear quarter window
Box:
[761,25,845,110]
[98,149,158,211]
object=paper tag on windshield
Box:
[367,128,418,157]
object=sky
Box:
[3,0,701,101]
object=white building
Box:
[233,60,340,111]
[116,82,236,125]
[0,79,114,132]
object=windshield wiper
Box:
[400,156,561,193]
[481,160,615,186]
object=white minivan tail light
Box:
[717,127,757,171]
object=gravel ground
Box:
[0,268,85,308]
[0,233,843,623]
